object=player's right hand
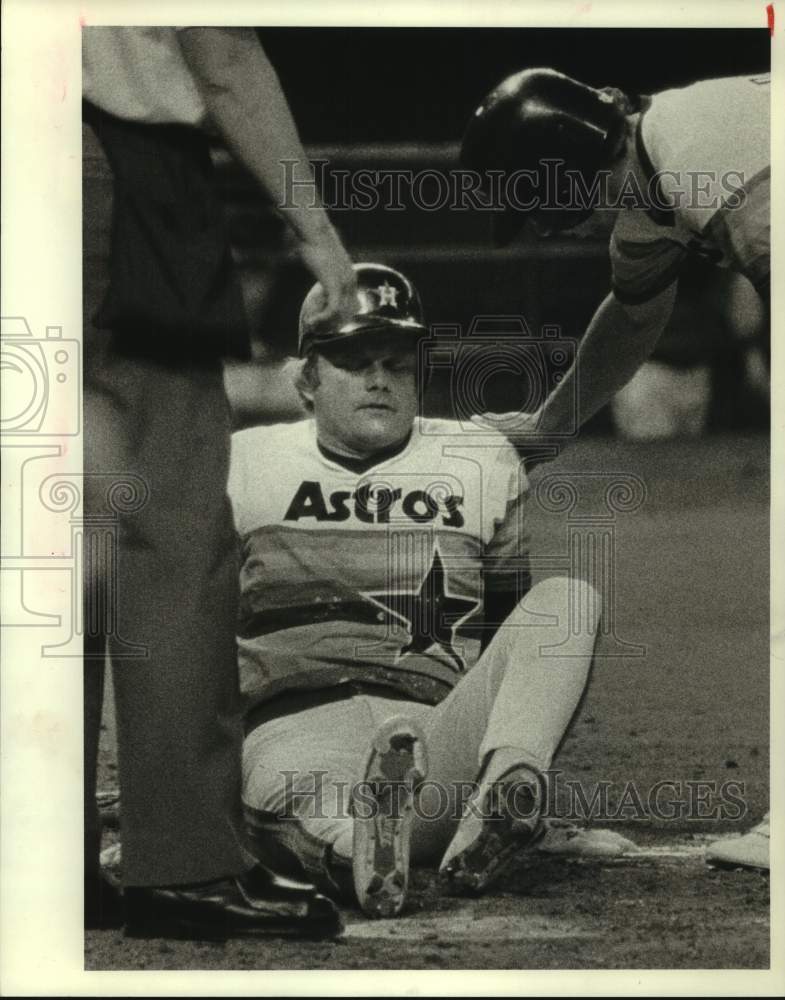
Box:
[470,409,563,471]
[298,225,358,333]
[469,409,543,439]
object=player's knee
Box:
[519,575,602,626]
[242,741,294,813]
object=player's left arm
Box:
[537,283,678,437]
[472,282,679,451]
[223,355,309,429]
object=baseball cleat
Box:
[440,764,545,895]
[705,813,770,871]
[85,872,125,930]
[351,717,428,918]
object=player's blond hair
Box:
[295,352,321,412]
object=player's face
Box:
[310,333,419,457]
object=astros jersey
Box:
[228,418,530,708]
[610,74,770,303]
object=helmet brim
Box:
[301,319,427,357]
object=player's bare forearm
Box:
[538,285,677,435]
[178,28,337,245]
[179,27,356,332]
[223,357,309,430]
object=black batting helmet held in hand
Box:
[461,67,631,244]
[298,263,427,357]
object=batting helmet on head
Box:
[298,262,427,358]
[461,67,632,244]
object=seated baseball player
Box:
[229,263,604,917]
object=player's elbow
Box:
[612,282,677,335]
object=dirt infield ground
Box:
[87,433,770,971]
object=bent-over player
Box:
[229,264,607,917]
[461,68,769,437]
[461,68,770,872]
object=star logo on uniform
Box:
[364,547,479,674]
[376,281,399,308]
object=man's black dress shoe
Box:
[123,863,343,940]
[85,873,125,930]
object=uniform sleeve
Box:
[480,442,532,646]
[610,209,688,305]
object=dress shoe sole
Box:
[84,873,125,930]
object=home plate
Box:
[616,834,744,861]
[569,839,710,861]
[344,908,599,941]
[621,842,706,860]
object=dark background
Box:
[259,28,770,142]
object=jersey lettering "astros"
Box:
[228,418,529,707]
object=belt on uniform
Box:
[245,681,414,733]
